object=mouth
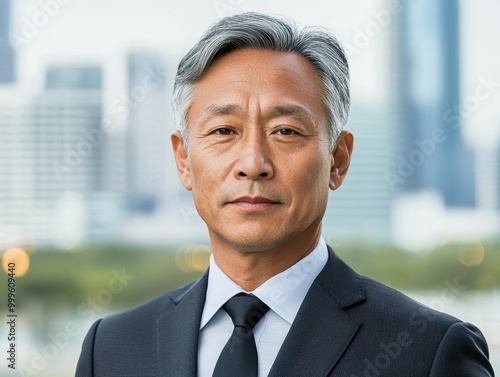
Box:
[228,196,281,211]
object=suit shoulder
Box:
[97,275,205,333]
[80,274,207,374]
[359,275,461,327]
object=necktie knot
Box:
[223,293,269,330]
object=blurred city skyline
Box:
[1,0,499,251]
[1,2,499,375]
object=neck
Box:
[211,224,322,291]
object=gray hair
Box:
[171,12,350,150]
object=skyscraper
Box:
[0,0,15,83]
[397,0,475,207]
[0,65,107,245]
[125,52,170,213]
[475,145,500,212]
[323,103,396,243]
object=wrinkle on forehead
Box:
[187,49,329,132]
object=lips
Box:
[230,196,278,204]
[228,196,280,210]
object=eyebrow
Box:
[198,104,317,125]
[199,104,242,117]
[268,105,316,124]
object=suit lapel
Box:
[268,246,365,377]
[156,272,208,377]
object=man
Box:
[76,12,494,377]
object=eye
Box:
[275,128,295,136]
[213,128,234,135]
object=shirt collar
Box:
[200,237,329,329]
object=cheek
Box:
[189,154,226,208]
[188,158,210,202]
[300,152,331,187]
[189,150,215,188]
[290,153,331,208]
[307,168,331,207]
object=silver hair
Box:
[171,12,350,150]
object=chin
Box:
[221,228,293,253]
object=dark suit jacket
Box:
[76,246,494,376]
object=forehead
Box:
[187,49,327,124]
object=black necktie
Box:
[212,293,270,377]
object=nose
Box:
[233,135,274,181]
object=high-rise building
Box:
[323,103,396,244]
[125,52,171,213]
[475,146,500,212]
[0,65,112,245]
[0,0,15,83]
[44,65,104,191]
[397,0,475,207]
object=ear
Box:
[171,131,192,191]
[329,130,354,191]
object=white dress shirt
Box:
[197,237,329,377]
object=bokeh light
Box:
[1,247,31,277]
[458,241,485,267]
[176,244,211,272]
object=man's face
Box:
[172,49,352,253]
